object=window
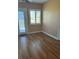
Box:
[30,9,41,24]
[18,10,26,32]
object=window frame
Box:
[29,9,42,25]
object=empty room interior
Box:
[18,0,60,59]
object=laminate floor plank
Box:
[18,33,60,59]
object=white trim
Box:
[27,31,42,34]
[42,31,59,40]
[27,31,59,40]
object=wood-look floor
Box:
[18,32,60,59]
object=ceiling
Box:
[27,0,48,3]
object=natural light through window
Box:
[30,9,41,24]
[18,10,25,32]
[30,10,36,24]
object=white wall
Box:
[43,0,60,40]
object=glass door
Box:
[18,9,26,35]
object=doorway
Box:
[18,8,28,35]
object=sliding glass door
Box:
[18,8,27,34]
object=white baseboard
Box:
[42,31,59,40]
[27,31,59,40]
[27,31,42,34]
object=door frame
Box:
[18,8,28,35]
